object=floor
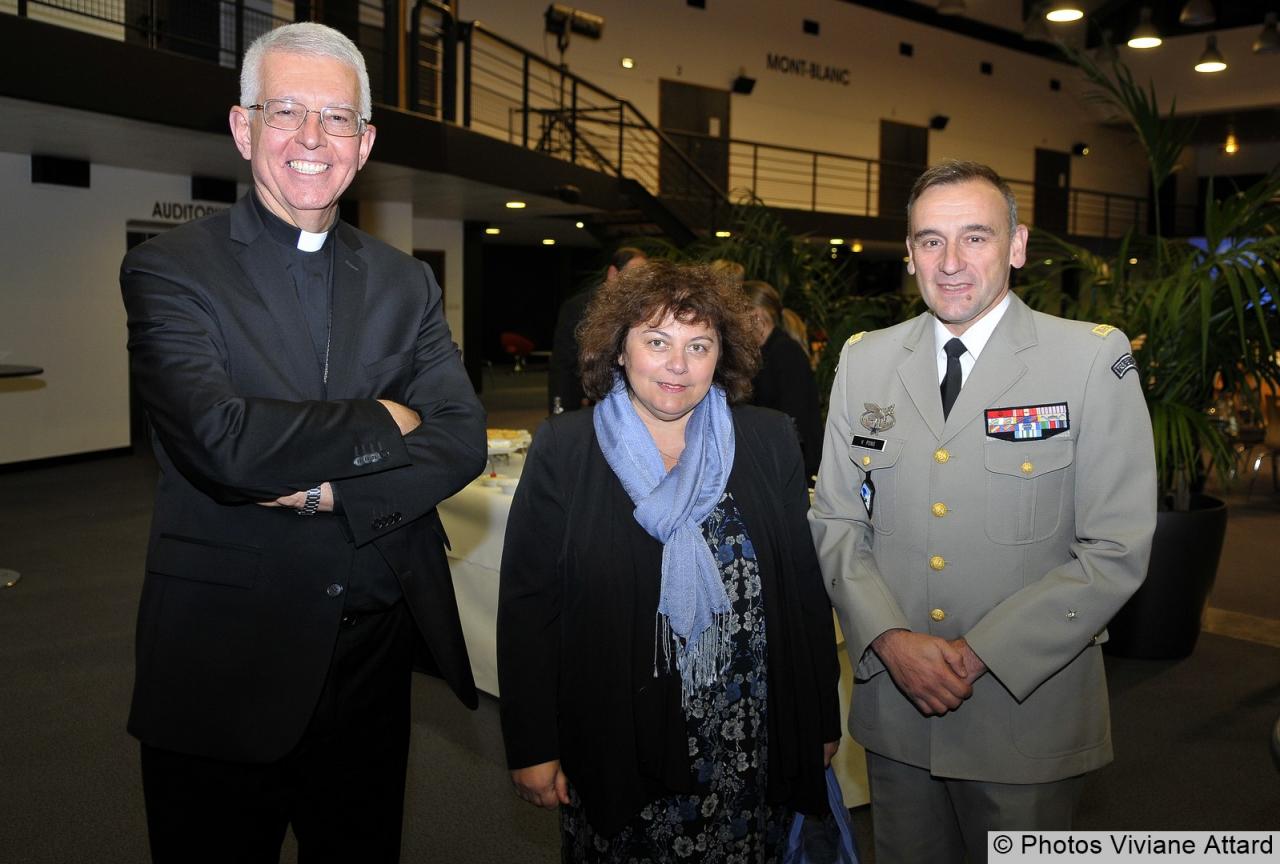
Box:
[0,364,1276,863]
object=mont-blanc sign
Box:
[764,53,851,86]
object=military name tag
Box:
[985,403,1070,441]
[850,435,886,451]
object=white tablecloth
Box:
[438,454,869,807]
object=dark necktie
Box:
[940,337,967,420]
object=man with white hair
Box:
[121,22,485,862]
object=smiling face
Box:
[230,51,375,232]
[618,312,720,428]
[906,179,1028,336]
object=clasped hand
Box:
[511,759,569,809]
[872,629,987,717]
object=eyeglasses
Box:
[246,99,367,137]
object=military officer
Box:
[810,160,1156,864]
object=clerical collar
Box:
[251,191,332,252]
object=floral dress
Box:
[561,492,791,863]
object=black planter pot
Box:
[1103,494,1228,660]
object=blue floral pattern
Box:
[562,492,790,863]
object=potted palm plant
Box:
[1021,49,1280,658]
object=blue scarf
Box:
[594,375,736,701]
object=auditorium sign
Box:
[151,201,228,222]
[764,53,850,86]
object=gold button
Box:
[861,455,872,466]
[931,502,948,517]
[929,555,946,571]
[1021,461,1034,474]
[930,608,946,622]
[934,448,950,464]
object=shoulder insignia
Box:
[1091,324,1116,338]
[847,331,867,345]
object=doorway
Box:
[1034,148,1070,234]
[658,80,730,197]
[879,120,928,222]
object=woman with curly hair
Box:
[498,260,842,862]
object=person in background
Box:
[780,307,813,363]
[548,246,646,413]
[745,280,823,479]
[708,258,746,285]
[810,160,1156,864]
[120,23,485,863]
[500,261,841,862]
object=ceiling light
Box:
[1095,29,1119,63]
[484,227,501,235]
[851,241,864,253]
[620,57,635,69]
[1127,7,1162,49]
[714,230,732,238]
[1071,142,1090,156]
[1023,5,1051,42]
[1045,3,1084,24]
[1254,13,1280,55]
[1128,257,1139,265]
[1178,0,1216,27]
[902,255,911,263]
[829,238,844,245]
[1223,128,1239,155]
[1194,34,1226,72]
[575,221,585,228]
[936,0,966,15]
[542,238,556,245]
[505,201,526,209]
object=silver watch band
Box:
[297,485,322,516]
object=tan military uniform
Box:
[810,293,1156,784]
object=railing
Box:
[8,0,404,104]
[446,18,728,234]
[666,128,1200,240]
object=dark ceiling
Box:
[838,1,1279,56]
[1080,1,1279,49]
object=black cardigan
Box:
[497,405,842,837]
[749,328,823,478]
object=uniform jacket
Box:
[498,406,842,837]
[120,194,487,763]
[810,293,1156,783]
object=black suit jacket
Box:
[547,287,593,414]
[750,328,823,477]
[497,405,842,836]
[121,195,487,763]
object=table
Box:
[0,365,44,378]
[1,364,43,589]
[438,452,870,806]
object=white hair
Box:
[240,22,372,120]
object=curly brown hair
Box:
[578,260,761,403]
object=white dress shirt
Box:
[933,293,1011,387]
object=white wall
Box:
[412,218,466,345]
[462,0,1148,197]
[0,155,193,463]
[359,199,415,253]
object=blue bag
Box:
[782,767,861,864]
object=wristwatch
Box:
[297,485,322,516]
